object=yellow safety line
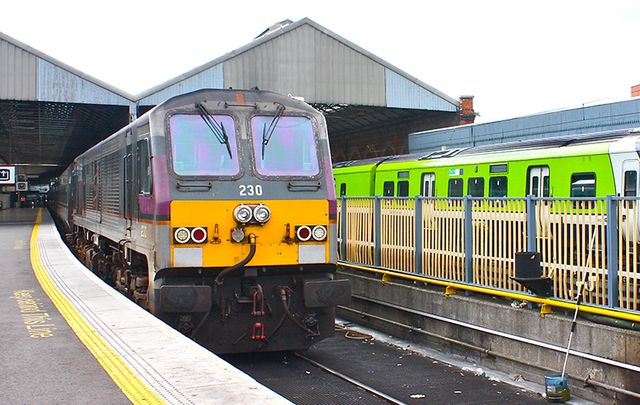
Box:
[29,209,164,404]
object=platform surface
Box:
[0,208,290,404]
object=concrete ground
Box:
[0,208,129,404]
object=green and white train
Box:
[334,128,640,200]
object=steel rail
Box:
[339,302,640,400]
[344,293,640,374]
[293,352,408,405]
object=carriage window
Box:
[397,181,409,197]
[383,181,394,197]
[448,178,463,197]
[169,114,238,176]
[339,183,347,196]
[624,170,637,197]
[531,176,539,195]
[570,173,596,197]
[543,176,550,197]
[251,115,319,176]
[489,176,508,197]
[490,163,508,173]
[468,177,484,197]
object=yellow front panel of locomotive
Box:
[170,200,329,267]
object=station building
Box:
[0,18,474,206]
[409,92,640,154]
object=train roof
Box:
[452,127,639,158]
[333,128,640,170]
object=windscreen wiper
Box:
[261,104,285,160]
[196,103,232,159]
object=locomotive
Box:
[50,88,350,353]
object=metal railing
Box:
[337,196,640,315]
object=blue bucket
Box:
[545,374,570,403]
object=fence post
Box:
[415,197,423,274]
[375,196,381,267]
[606,195,619,308]
[526,195,537,252]
[464,196,473,283]
[340,197,347,261]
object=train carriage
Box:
[51,88,350,353]
[333,129,640,308]
[334,128,640,201]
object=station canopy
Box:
[0,18,462,182]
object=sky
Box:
[0,0,638,123]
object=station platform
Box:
[0,208,290,404]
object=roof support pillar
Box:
[129,102,137,123]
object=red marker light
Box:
[191,227,208,244]
[296,226,311,241]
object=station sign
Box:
[0,166,16,185]
[16,182,28,191]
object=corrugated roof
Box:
[136,18,458,110]
[0,31,135,103]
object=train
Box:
[49,88,350,353]
[334,128,640,200]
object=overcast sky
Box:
[1,0,638,123]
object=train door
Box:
[527,166,550,197]
[421,173,435,197]
[69,168,78,226]
[528,165,551,238]
[621,160,640,242]
[136,138,152,221]
[124,133,134,234]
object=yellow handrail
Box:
[338,261,640,324]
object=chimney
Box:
[459,95,476,125]
[632,84,640,98]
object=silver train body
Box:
[50,89,350,353]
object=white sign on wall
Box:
[0,166,16,185]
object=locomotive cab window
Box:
[383,181,394,197]
[448,178,463,197]
[251,115,319,177]
[169,113,238,176]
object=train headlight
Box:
[231,227,245,243]
[174,227,191,244]
[233,205,253,224]
[312,225,327,241]
[191,227,208,244]
[296,225,312,242]
[253,204,271,224]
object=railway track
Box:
[225,323,544,404]
[292,351,407,405]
